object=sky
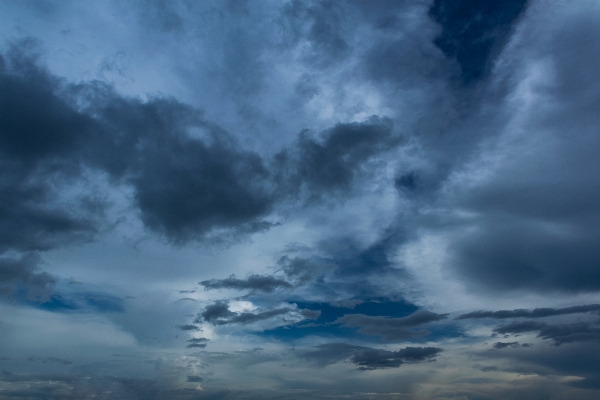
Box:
[1,0,600,399]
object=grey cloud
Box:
[186,338,209,349]
[334,310,448,341]
[300,343,442,370]
[276,255,337,287]
[0,49,101,254]
[186,375,203,383]
[457,304,600,320]
[196,301,291,326]
[330,299,364,309]
[493,342,523,350]
[299,343,363,366]
[300,309,321,319]
[274,116,398,202]
[1,45,402,253]
[176,325,201,331]
[0,253,55,302]
[446,12,600,293]
[494,321,600,346]
[200,274,292,293]
[279,0,352,67]
[351,346,442,370]
[27,356,72,365]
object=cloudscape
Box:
[1,1,600,399]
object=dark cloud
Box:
[493,342,523,350]
[0,253,55,302]
[200,274,292,293]
[274,116,398,202]
[27,356,72,365]
[186,375,203,383]
[186,338,209,349]
[300,343,442,370]
[0,49,101,254]
[1,44,401,253]
[446,13,600,293]
[196,301,291,326]
[177,325,201,331]
[276,255,332,286]
[493,321,600,346]
[334,310,448,341]
[428,0,529,83]
[351,346,442,370]
[300,309,321,319]
[457,304,600,320]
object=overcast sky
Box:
[1,0,600,399]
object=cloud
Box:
[186,375,203,383]
[443,8,600,293]
[300,309,321,319]
[0,252,55,302]
[200,274,292,293]
[26,356,73,365]
[334,310,448,341]
[493,321,600,346]
[274,116,399,202]
[196,301,291,326]
[300,343,442,370]
[457,304,600,320]
[186,338,209,348]
[493,342,525,350]
[176,325,201,331]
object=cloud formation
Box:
[334,310,448,341]
[457,304,600,320]
[300,343,442,370]
[200,274,292,293]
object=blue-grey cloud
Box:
[196,301,291,326]
[457,304,600,320]
[494,321,600,346]
[200,274,292,293]
[0,253,55,302]
[334,310,448,341]
[300,343,442,370]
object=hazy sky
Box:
[1,1,600,399]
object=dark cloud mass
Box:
[200,274,292,293]
[0,45,399,248]
[457,304,600,320]
[0,253,55,301]
[274,116,398,202]
[494,321,600,346]
[301,343,442,370]
[196,301,291,326]
[334,310,448,341]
